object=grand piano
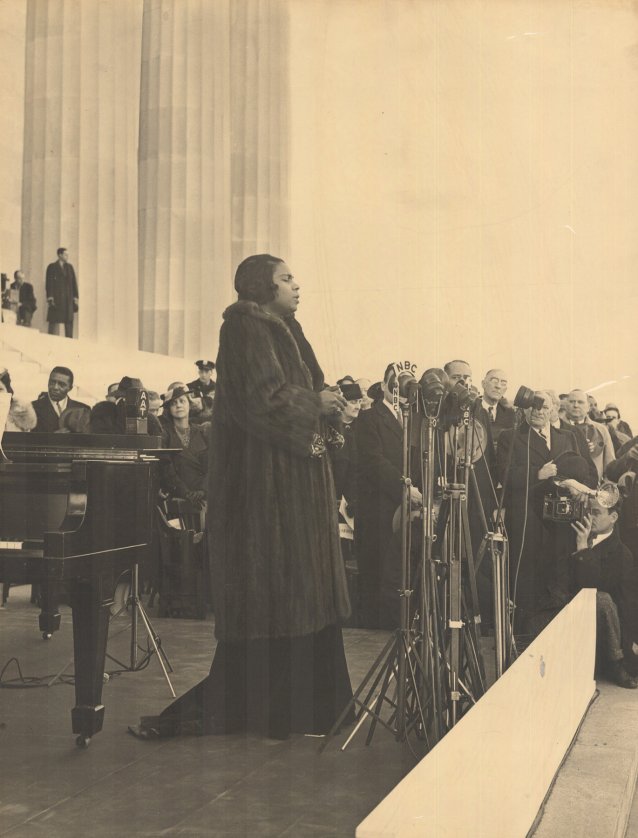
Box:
[0,429,162,747]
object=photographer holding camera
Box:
[539,498,638,688]
[497,390,590,636]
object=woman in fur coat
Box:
[0,368,37,432]
[131,255,353,740]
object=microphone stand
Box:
[320,390,428,752]
[417,400,444,745]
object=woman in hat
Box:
[159,384,209,509]
[131,254,352,740]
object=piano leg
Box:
[38,581,61,639]
[69,578,113,747]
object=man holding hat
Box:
[89,376,162,435]
[188,360,216,399]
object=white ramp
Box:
[357,589,596,838]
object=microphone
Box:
[419,368,449,402]
[396,370,420,404]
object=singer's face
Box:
[446,362,472,387]
[267,262,300,317]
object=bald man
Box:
[444,359,472,387]
[478,368,515,451]
[564,389,614,479]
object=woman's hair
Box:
[0,368,13,394]
[234,254,284,305]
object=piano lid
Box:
[1,431,163,462]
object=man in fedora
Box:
[89,376,162,435]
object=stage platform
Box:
[1,587,636,837]
[0,587,419,837]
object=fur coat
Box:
[4,398,37,432]
[208,300,350,642]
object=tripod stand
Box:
[434,411,487,728]
[469,467,514,678]
[48,564,176,695]
[106,564,176,696]
[321,398,429,751]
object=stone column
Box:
[21,0,142,345]
[138,0,232,358]
[0,2,27,276]
[138,0,290,357]
[230,0,290,270]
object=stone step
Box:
[533,684,638,838]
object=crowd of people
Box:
[2,252,638,745]
[0,359,216,511]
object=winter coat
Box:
[45,261,78,324]
[160,419,209,497]
[4,398,37,432]
[208,300,350,642]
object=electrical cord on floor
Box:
[0,627,157,688]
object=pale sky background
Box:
[1,0,637,423]
[288,0,638,425]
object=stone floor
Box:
[0,587,426,837]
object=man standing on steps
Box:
[46,247,78,338]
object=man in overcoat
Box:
[46,247,78,338]
[497,390,588,636]
[355,363,422,628]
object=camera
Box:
[514,386,545,411]
[542,495,586,523]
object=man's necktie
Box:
[488,405,495,423]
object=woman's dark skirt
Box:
[156,624,354,739]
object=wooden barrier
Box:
[357,589,596,838]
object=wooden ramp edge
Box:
[356,588,596,838]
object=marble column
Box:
[138,0,290,358]
[230,0,290,270]
[0,2,27,275]
[21,0,142,345]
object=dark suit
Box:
[467,403,504,626]
[46,261,78,336]
[497,423,579,634]
[187,378,216,399]
[539,528,638,663]
[478,399,516,454]
[32,395,90,433]
[606,435,638,565]
[11,280,36,326]
[558,419,598,488]
[355,400,405,628]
